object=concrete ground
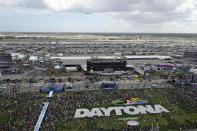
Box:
[0,79,171,93]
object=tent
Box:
[101,82,118,90]
[127,121,139,126]
[41,85,64,92]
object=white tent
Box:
[127,121,139,126]
[54,65,61,69]
[190,68,197,74]
[29,56,38,61]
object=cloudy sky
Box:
[0,0,197,33]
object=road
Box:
[0,79,170,93]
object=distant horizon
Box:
[1,32,197,34]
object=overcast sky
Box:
[0,0,197,33]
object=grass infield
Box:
[0,88,197,130]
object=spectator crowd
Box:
[0,86,197,130]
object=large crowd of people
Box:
[0,92,45,130]
[0,86,197,130]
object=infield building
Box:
[87,57,127,72]
[0,54,12,69]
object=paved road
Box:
[0,79,170,93]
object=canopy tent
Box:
[41,85,64,92]
[127,121,139,126]
[101,82,118,90]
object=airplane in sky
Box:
[83,12,91,14]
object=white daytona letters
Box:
[74,104,170,118]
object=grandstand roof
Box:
[50,55,172,61]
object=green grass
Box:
[1,88,197,130]
[47,89,197,130]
